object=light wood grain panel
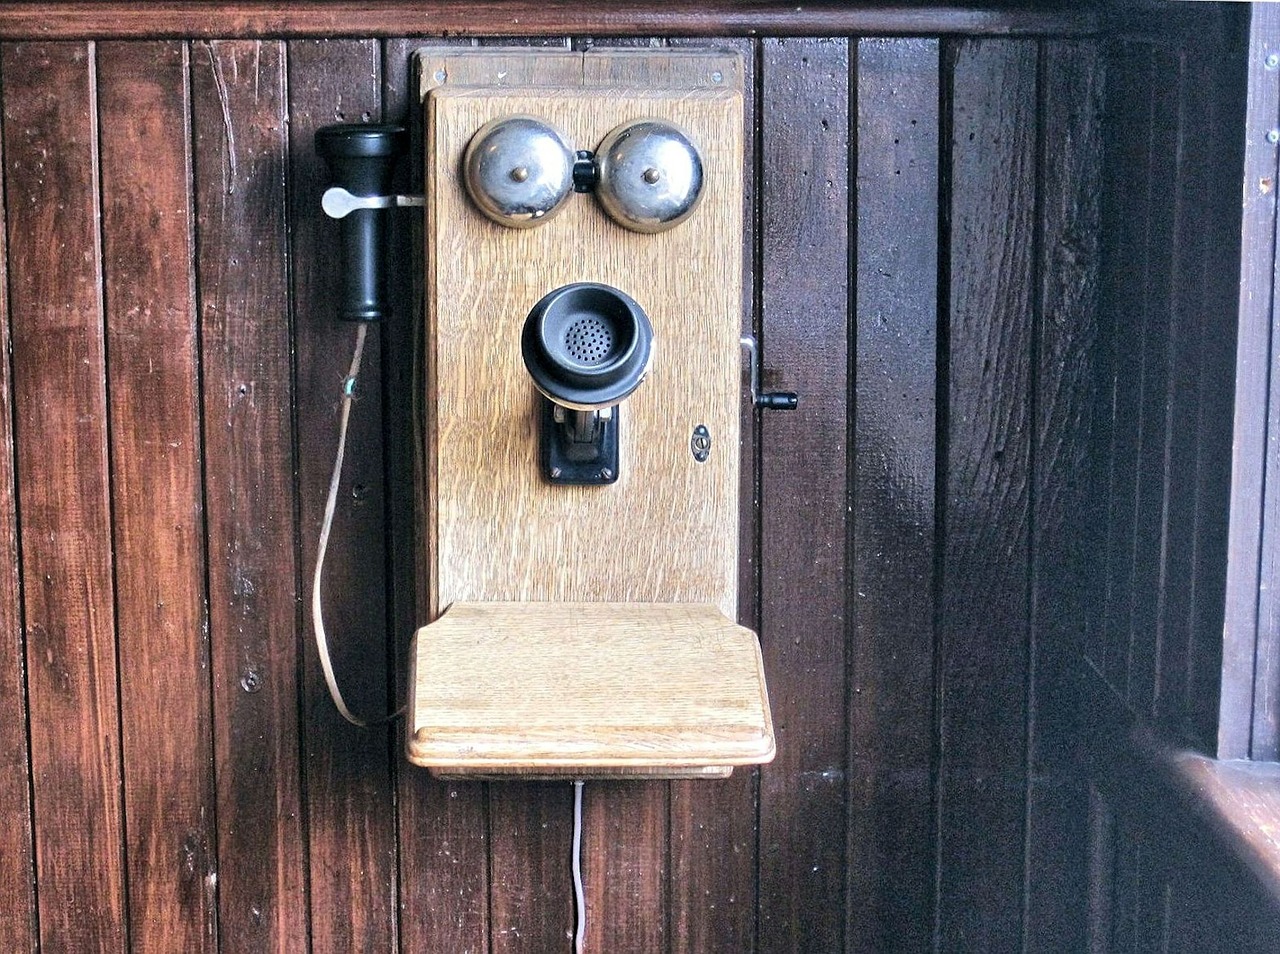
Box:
[408,602,773,770]
[423,85,744,620]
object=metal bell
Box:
[463,115,575,228]
[594,120,704,233]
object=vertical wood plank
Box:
[1189,18,1249,756]
[287,38,398,954]
[758,36,849,954]
[1025,37,1102,953]
[1247,7,1280,759]
[1221,5,1280,758]
[98,40,218,954]
[1155,51,1207,742]
[846,35,938,954]
[583,782,666,953]
[382,37,492,954]
[1091,43,1155,695]
[669,34,759,954]
[936,37,1036,952]
[2,40,127,953]
[1125,48,1181,718]
[0,38,35,954]
[488,783,572,954]
[190,39,309,951]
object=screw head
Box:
[1267,53,1280,70]
[1268,129,1280,145]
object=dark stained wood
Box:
[97,40,218,953]
[382,36,491,954]
[1231,4,1280,759]
[1,40,127,953]
[758,36,849,954]
[935,36,1036,952]
[1188,16,1248,756]
[583,782,667,952]
[287,38,400,954]
[1025,37,1102,953]
[487,783,573,954]
[190,39,309,950]
[0,41,34,954]
[1154,49,1207,744]
[1125,46,1180,719]
[1086,784,1114,954]
[1082,668,1280,953]
[1091,42,1153,697]
[0,3,1099,41]
[846,35,938,954]
[668,33,759,954]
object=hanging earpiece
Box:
[594,119,704,233]
[463,115,576,229]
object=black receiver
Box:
[315,123,407,321]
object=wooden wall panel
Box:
[1124,46,1179,718]
[287,37,400,954]
[191,39,309,951]
[668,33,760,954]
[936,37,1037,951]
[4,18,1261,954]
[0,38,34,954]
[847,35,939,954]
[758,35,849,954]
[1025,37,1102,952]
[1,40,126,953]
[98,40,218,953]
[1092,42,1153,695]
[381,35,492,954]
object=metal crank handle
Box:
[321,186,425,219]
[740,335,798,410]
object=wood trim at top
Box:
[0,2,1098,40]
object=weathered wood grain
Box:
[583,781,668,952]
[0,42,34,954]
[488,781,575,953]
[190,38,309,951]
[1194,15,1250,756]
[1155,50,1206,743]
[846,35,939,954]
[409,603,771,771]
[383,35,493,954]
[668,33,759,954]
[287,37,400,954]
[2,40,127,953]
[1025,37,1102,953]
[935,36,1036,952]
[1125,46,1180,719]
[757,36,849,954]
[1240,5,1280,760]
[1092,42,1154,697]
[98,39,218,953]
[0,3,1100,41]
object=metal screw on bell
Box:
[463,115,575,228]
[594,119,704,233]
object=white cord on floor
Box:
[312,322,404,727]
[572,780,586,954]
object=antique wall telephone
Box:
[312,46,794,950]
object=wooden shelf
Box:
[406,602,775,778]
